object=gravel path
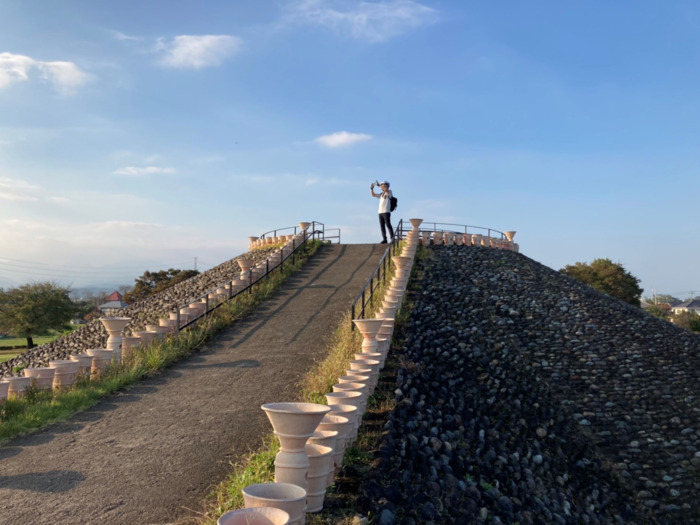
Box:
[0,243,385,525]
[355,246,699,525]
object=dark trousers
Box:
[379,213,394,241]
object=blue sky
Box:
[1,0,699,299]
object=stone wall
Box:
[361,246,699,524]
[0,245,282,379]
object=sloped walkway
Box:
[0,243,385,525]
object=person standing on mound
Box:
[370,180,394,244]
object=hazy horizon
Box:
[2,1,699,298]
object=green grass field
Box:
[0,328,78,349]
[0,351,20,363]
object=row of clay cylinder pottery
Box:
[0,349,111,401]
[219,401,331,525]
[0,316,132,401]
[236,222,311,290]
[166,224,313,343]
[221,226,420,525]
[124,316,181,362]
[419,229,519,252]
[103,316,171,363]
[247,222,312,251]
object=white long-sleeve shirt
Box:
[375,189,393,214]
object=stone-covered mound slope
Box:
[362,246,699,524]
[0,246,281,378]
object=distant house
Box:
[105,291,124,302]
[671,299,700,315]
[98,291,129,316]
[641,301,672,313]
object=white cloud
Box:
[0,217,235,276]
[110,151,163,164]
[158,35,242,69]
[288,0,438,43]
[192,155,226,165]
[315,131,372,148]
[111,30,141,42]
[37,61,92,95]
[89,220,163,233]
[142,154,163,164]
[111,149,134,159]
[0,53,34,88]
[232,174,293,184]
[231,172,356,186]
[0,52,91,93]
[112,166,176,176]
[46,196,71,204]
[0,177,41,202]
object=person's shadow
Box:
[0,470,85,493]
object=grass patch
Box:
[206,433,280,520]
[0,327,78,350]
[0,241,321,445]
[198,242,426,525]
[307,244,427,524]
[0,352,19,363]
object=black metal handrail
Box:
[175,226,322,330]
[350,219,404,326]
[308,221,340,244]
[259,221,340,244]
[411,221,506,239]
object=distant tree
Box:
[643,294,681,305]
[560,258,643,307]
[117,284,132,296]
[73,295,99,319]
[123,268,200,303]
[672,311,700,332]
[645,304,670,320]
[74,290,109,307]
[0,282,76,348]
[83,308,102,322]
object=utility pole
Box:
[194,257,198,271]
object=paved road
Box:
[0,243,385,525]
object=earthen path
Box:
[0,243,385,525]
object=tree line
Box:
[559,258,699,331]
[1,258,696,349]
[0,268,199,348]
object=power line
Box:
[0,257,193,272]
[0,259,194,276]
[0,264,140,277]
[654,290,700,297]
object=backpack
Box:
[390,196,398,212]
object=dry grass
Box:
[198,243,404,525]
[197,242,424,524]
[0,241,321,445]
